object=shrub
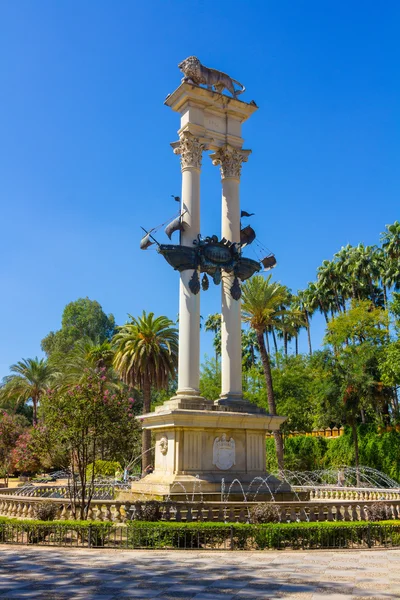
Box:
[129,501,162,522]
[86,460,121,480]
[32,502,58,521]
[249,503,280,524]
[367,503,392,521]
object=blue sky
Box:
[1,1,399,378]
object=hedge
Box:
[0,517,399,550]
[126,520,400,550]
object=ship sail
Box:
[260,254,277,271]
[240,225,256,247]
[165,213,186,240]
[140,232,155,250]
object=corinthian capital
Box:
[171,132,207,170]
[210,145,251,179]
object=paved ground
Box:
[0,546,399,599]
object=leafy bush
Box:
[126,520,400,550]
[367,503,393,521]
[249,503,280,523]
[32,502,58,521]
[0,518,400,550]
[86,460,122,479]
[266,428,400,483]
[129,501,162,522]
[266,436,328,472]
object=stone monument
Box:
[132,57,289,499]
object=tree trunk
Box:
[256,331,284,471]
[284,333,288,357]
[306,312,312,356]
[351,422,360,486]
[272,329,278,355]
[295,335,298,356]
[265,333,270,355]
[383,285,388,310]
[368,277,376,306]
[142,378,152,473]
[32,396,38,425]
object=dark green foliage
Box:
[249,503,280,524]
[41,298,116,357]
[0,518,399,550]
[85,460,122,479]
[266,428,400,482]
[266,435,328,472]
[126,520,400,550]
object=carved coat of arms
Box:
[213,433,235,470]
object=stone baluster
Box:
[359,505,367,520]
[336,506,343,521]
[327,506,333,521]
[343,505,351,521]
[196,504,203,522]
[308,507,316,522]
[60,503,68,520]
[207,506,214,522]
[239,508,246,523]
[299,508,307,522]
[104,505,112,522]
[289,507,297,522]
[218,506,224,522]
[186,506,193,522]
[21,502,29,518]
[175,505,182,522]
[229,507,235,522]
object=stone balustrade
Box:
[292,486,400,502]
[0,493,399,523]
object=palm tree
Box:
[0,357,53,423]
[204,314,221,363]
[381,221,400,260]
[289,294,311,355]
[317,259,343,314]
[112,312,178,471]
[295,290,315,355]
[241,275,288,470]
[50,338,115,388]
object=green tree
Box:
[204,314,221,363]
[112,312,178,471]
[241,274,288,470]
[0,358,53,424]
[41,298,115,357]
[200,357,221,401]
[38,370,140,519]
[0,411,28,484]
[50,338,115,389]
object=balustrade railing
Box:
[0,493,399,524]
[292,486,400,501]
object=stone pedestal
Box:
[130,404,290,500]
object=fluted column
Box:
[211,145,251,403]
[171,132,206,398]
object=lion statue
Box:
[178,56,245,99]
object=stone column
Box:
[211,145,251,404]
[171,132,206,401]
